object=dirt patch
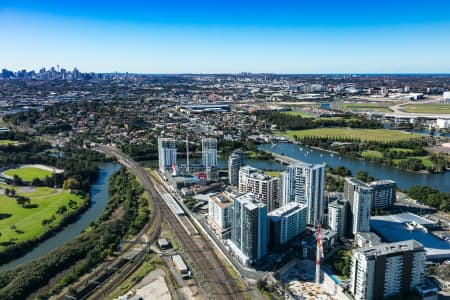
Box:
[135,269,172,300]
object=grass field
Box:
[393,156,433,168]
[343,102,393,113]
[0,140,19,145]
[279,128,422,142]
[361,150,383,159]
[400,103,450,114]
[0,187,84,251]
[281,111,317,118]
[389,148,415,153]
[3,166,53,181]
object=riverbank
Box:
[258,143,450,192]
[278,132,448,174]
[0,162,120,270]
[0,166,149,300]
[265,142,435,175]
[0,187,87,265]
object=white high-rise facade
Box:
[239,165,280,212]
[202,137,218,180]
[352,185,372,234]
[202,137,217,168]
[281,163,326,225]
[158,137,177,173]
[328,200,348,239]
[228,149,244,186]
[229,192,267,266]
[268,202,307,249]
[208,192,234,238]
[350,240,426,300]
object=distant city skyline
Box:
[2,0,450,73]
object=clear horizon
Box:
[2,0,450,73]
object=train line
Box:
[60,149,162,300]
[149,176,246,300]
[81,145,246,300]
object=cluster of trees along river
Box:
[0,167,149,300]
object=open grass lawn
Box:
[343,102,393,113]
[400,103,450,114]
[393,156,433,168]
[361,150,383,159]
[389,148,415,153]
[279,128,422,142]
[0,139,19,145]
[0,187,84,251]
[3,166,53,181]
[281,111,317,118]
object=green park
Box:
[279,128,422,142]
[3,166,54,181]
[0,185,84,252]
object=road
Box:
[97,145,247,300]
[387,100,450,119]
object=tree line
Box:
[0,168,150,300]
[257,111,383,131]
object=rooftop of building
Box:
[370,213,449,260]
[356,232,381,243]
[328,199,348,209]
[268,202,307,218]
[239,165,276,181]
[287,162,325,169]
[235,192,265,211]
[368,179,396,186]
[345,177,367,186]
[209,192,234,208]
[373,212,436,226]
[355,239,424,257]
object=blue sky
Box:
[1,0,450,73]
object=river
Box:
[257,143,450,192]
[0,162,120,270]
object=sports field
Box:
[400,103,450,114]
[279,128,422,142]
[0,187,84,251]
[3,166,53,181]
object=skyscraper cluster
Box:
[157,136,218,180]
[224,156,326,266]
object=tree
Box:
[10,189,16,197]
[31,177,43,187]
[13,175,22,186]
[256,279,266,291]
[16,196,30,207]
[63,177,80,190]
[4,188,10,197]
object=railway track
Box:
[150,176,245,300]
[60,155,162,300]
[87,146,246,300]
[88,171,164,299]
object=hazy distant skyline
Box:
[2,0,450,73]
